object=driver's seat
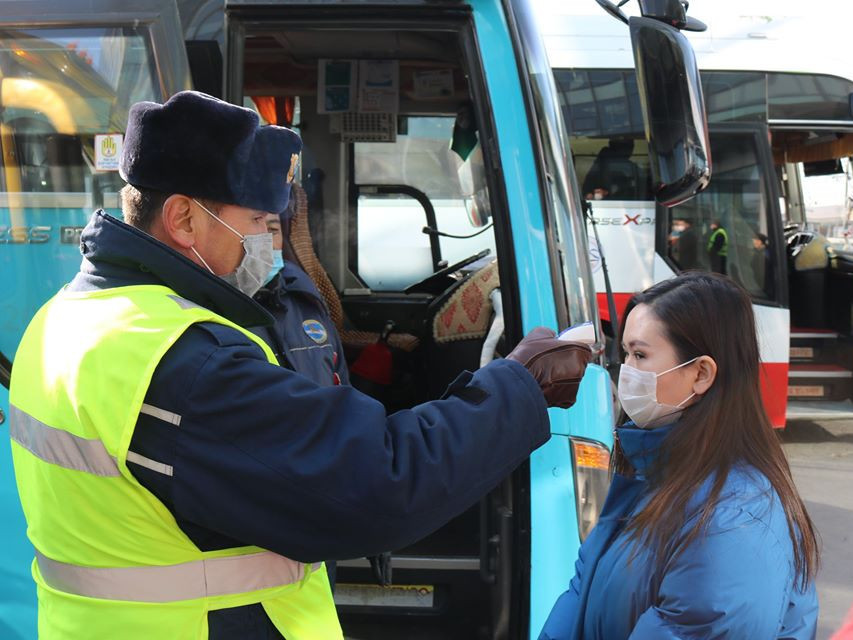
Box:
[287,184,419,352]
[419,259,501,397]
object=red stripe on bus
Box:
[760,362,788,429]
[596,292,634,326]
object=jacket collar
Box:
[616,422,675,476]
[73,210,274,328]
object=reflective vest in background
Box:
[707,226,728,257]
[9,284,342,640]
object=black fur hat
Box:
[120,91,302,214]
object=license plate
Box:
[789,347,814,359]
[334,583,435,608]
[788,385,824,397]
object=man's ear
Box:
[160,194,199,249]
[692,355,718,396]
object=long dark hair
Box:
[614,272,818,586]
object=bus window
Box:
[667,130,777,300]
[772,128,853,238]
[0,27,160,193]
[554,70,653,202]
[573,136,652,202]
[702,71,767,124]
[768,73,853,122]
[0,26,164,379]
[354,116,496,290]
[554,69,644,137]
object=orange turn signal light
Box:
[572,441,610,470]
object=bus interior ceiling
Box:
[242,26,509,638]
[771,129,853,167]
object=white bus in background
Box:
[537,0,853,425]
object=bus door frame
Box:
[221,4,529,638]
[655,121,788,310]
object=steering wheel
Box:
[404,248,492,295]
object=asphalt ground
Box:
[781,418,853,640]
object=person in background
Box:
[707,219,728,274]
[9,90,594,640]
[751,231,773,297]
[668,217,699,271]
[252,209,347,386]
[583,138,639,201]
[539,272,819,640]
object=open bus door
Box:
[0,1,191,635]
[659,122,789,426]
[221,3,529,637]
[221,1,618,638]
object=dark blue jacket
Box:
[68,211,550,639]
[251,264,349,386]
[539,424,818,640]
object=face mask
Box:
[190,199,274,298]
[266,252,285,285]
[618,357,700,429]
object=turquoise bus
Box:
[0,0,707,637]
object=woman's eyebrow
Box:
[624,339,650,348]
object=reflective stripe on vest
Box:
[36,550,321,603]
[9,405,120,477]
[9,404,181,477]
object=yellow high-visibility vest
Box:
[707,227,728,257]
[10,284,342,640]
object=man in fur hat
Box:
[8,91,592,639]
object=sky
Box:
[534,0,853,78]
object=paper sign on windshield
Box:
[95,134,123,171]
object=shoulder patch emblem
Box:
[302,319,328,344]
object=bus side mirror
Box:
[630,15,711,207]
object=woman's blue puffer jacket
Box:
[539,424,818,640]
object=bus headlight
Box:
[569,438,611,542]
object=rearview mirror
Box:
[464,190,490,227]
[630,15,711,206]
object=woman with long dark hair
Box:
[540,272,819,639]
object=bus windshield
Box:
[511,1,599,331]
[0,25,163,371]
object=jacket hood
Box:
[74,210,274,328]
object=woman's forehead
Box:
[624,304,666,345]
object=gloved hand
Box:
[506,327,593,409]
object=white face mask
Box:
[618,357,700,429]
[190,199,274,298]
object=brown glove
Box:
[506,327,593,409]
